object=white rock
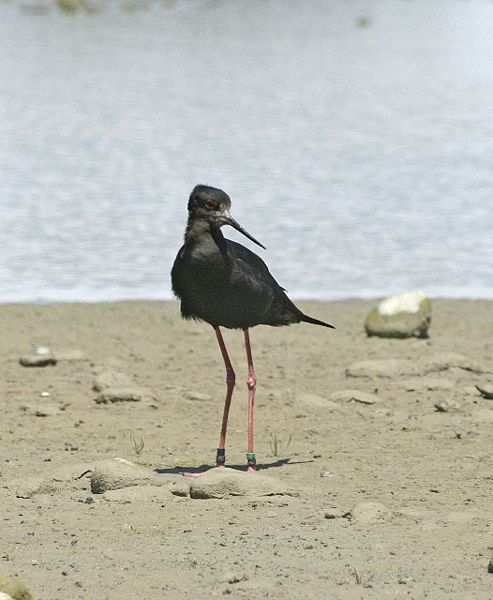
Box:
[19,346,57,367]
[365,291,432,339]
[378,290,427,316]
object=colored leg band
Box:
[216,448,226,466]
[246,452,256,466]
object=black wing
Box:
[225,240,305,326]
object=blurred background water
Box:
[1,0,492,303]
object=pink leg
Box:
[215,326,235,467]
[244,329,257,473]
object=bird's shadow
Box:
[154,457,313,476]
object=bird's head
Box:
[187,185,265,249]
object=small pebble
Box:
[324,508,347,519]
[95,387,154,404]
[476,383,493,400]
[19,347,57,367]
[185,391,212,401]
[434,400,450,412]
[225,573,248,585]
[330,389,379,405]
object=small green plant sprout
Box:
[352,567,374,588]
[130,431,145,457]
[269,431,292,458]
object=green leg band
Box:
[246,452,256,467]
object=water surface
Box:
[1,0,492,302]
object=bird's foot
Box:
[183,466,225,477]
[182,450,226,477]
[246,452,256,473]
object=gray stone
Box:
[347,352,489,379]
[19,346,56,367]
[224,572,249,585]
[324,508,348,519]
[424,352,486,374]
[434,400,451,412]
[329,389,378,405]
[364,291,432,339]
[296,393,341,410]
[90,458,167,493]
[95,386,155,404]
[92,370,133,392]
[170,480,190,497]
[20,403,61,417]
[350,501,392,524]
[346,359,409,378]
[444,511,477,524]
[180,467,296,500]
[5,463,95,499]
[102,485,170,504]
[9,476,61,499]
[462,385,483,396]
[471,408,493,422]
[476,383,493,399]
[396,507,438,521]
[401,377,454,392]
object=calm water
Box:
[1,0,493,302]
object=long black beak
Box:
[223,215,266,250]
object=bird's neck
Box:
[185,218,227,254]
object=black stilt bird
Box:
[171,185,334,472]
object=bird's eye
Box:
[205,200,215,210]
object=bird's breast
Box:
[171,244,272,328]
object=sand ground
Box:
[1,299,493,599]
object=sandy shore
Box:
[1,299,493,599]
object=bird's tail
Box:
[300,313,335,329]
